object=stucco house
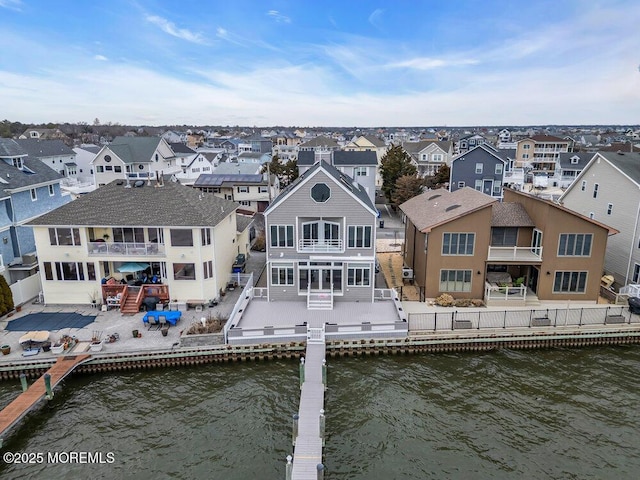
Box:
[401,187,615,305]
[264,161,378,309]
[28,178,240,309]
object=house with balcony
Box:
[403,140,454,178]
[455,134,489,154]
[28,178,239,310]
[557,152,593,188]
[515,135,570,178]
[449,144,506,199]
[15,139,77,178]
[0,138,71,284]
[264,160,378,309]
[271,132,301,162]
[401,187,614,305]
[91,136,180,187]
[297,150,377,205]
[297,136,340,153]
[193,173,280,213]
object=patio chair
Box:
[158,315,168,329]
[148,316,159,331]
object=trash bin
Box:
[629,296,640,314]
[379,220,384,228]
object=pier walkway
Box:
[291,321,326,479]
[0,354,91,441]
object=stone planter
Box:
[161,327,169,337]
[51,344,64,354]
[89,341,103,352]
[1,345,10,355]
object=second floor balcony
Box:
[487,246,543,263]
[88,241,166,257]
[298,238,343,253]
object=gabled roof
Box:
[451,144,507,164]
[28,179,238,227]
[0,158,64,192]
[297,150,377,166]
[349,135,386,148]
[213,162,261,175]
[400,187,496,233]
[402,140,452,156]
[558,152,593,170]
[169,143,196,155]
[15,139,74,158]
[107,136,164,164]
[298,136,339,149]
[193,174,266,187]
[0,138,27,157]
[236,214,254,233]
[494,149,516,162]
[266,160,376,215]
[491,203,535,227]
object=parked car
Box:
[232,254,246,273]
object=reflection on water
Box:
[1,347,639,479]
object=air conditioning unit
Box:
[402,268,414,279]
[22,253,37,265]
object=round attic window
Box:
[104,155,111,162]
[138,164,145,170]
[311,183,330,203]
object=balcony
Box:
[487,246,543,263]
[88,241,166,257]
[298,239,343,253]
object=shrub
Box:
[252,233,266,251]
[453,298,474,307]
[185,314,227,335]
[434,293,454,307]
[0,275,13,316]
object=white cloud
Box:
[267,10,291,24]
[387,57,479,70]
[145,15,207,44]
[0,0,21,11]
[216,27,247,47]
[94,55,108,61]
[368,9,384,29]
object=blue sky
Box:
[0,0,638,126]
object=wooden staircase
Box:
[120,286,141,315]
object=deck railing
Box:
[487,246,543,262]
[297,239,343,252]
[484,282,527,302]
[88,242,165,257]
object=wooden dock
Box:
[291,324,326,479]
[0,354,91,441]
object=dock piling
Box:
[292,414,299,446]
[44,373,53,400]
[19,373,28,393]
[285,455,293,480]
[299,357,305,388]
[317,463,325,480]
[321,359,327,390]
[319,409,325,446]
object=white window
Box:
[203,260,214,279]
[96,166,104,173]
[495,164,503,175]
[607,203,613,215]
[347,263,371,286]
[522,153,529,159]
[271,263,294,286]
[593,183,599,198]
[523,144,530,150]
[558,233,592,256]
[48,185,55,196]
[553,271,587,293]
[30,188,37,201]
[239,200,251,206]
[354,166,367,176]
[238,186,249,193]
[432,154,443,163]
[49,228,81,246]
[259,186,269,193]
[493,185,502,195]
[475,163,483,174]
[457,181,465,188]
[270,225,294,247]
[442,233,475,255]
[439,270,472,292]
[571,157,579,164]
[201,228,211,246]
[474,180,482,191]
[633,264,640,284]
[581,180,586,191]
[347,226,372,248]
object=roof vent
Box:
[116,180,124,185]
[617,150,624,155]
[133,180,145,188]
[428,194,441,200]
[445,204,461,212]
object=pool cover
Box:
[5,312,97,331]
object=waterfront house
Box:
[515,135,570,176]
[264,161,377,308]
[15,139,77,178]
[401,187,615,304]
[0,138,71,284]
[449,144,506,199]
[559,151,640,286]
[19,128,71,144]
[297,150,377,205]
[92,136,180,187]
[403,140,454,178]
[556,152,592,189]
[28,178,239,309]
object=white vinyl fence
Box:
[10,273,41,306]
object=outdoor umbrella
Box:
[116,262,150,273]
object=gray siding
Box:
[450,148,505,198]
[561,155,640,285]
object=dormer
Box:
[570,155,579,165]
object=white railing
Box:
[226,272,254,288]
[374,288,394,300]
[487,246,543,262]
[307,323,326,344]
[223,276,254,343]
[484,282,527,302]
[252,287,268,298]
[88,242,165,256]
[619,284,640,297]
[298,239,343,252]
[0,253,4,273]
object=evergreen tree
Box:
[392,175,425,206]
[424,164,450,189]
[0,275,12,316]
[380,145,417,203]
